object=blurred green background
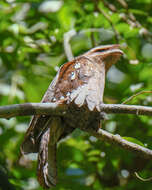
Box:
[0,0,152,189]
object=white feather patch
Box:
[74,86,89,107]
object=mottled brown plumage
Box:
[21,44,123,189]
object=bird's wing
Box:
[21,71,60,154]
[53,56,105,111]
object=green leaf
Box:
[122,137,145,147]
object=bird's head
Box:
[84,44,123,71]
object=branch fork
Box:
[0,103,152,159]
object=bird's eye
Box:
[95,49,105,53]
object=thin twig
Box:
[135,172,152,182]
[116,0,128,9]
[95,2,120,43]
[63,29,76,61]
[90,31,96,47]
[103,0,116,12]
[122,90,152,104]
[79,28,111,34]
[101,0,152,41]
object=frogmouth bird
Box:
[21,44,123,189]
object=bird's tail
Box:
[37,118,64,189]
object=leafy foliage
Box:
[0,0,152,189]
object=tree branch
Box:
[1,103,152,159]
[0,103,66,119]
[86,128,152,159]
[1,103,152,118]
